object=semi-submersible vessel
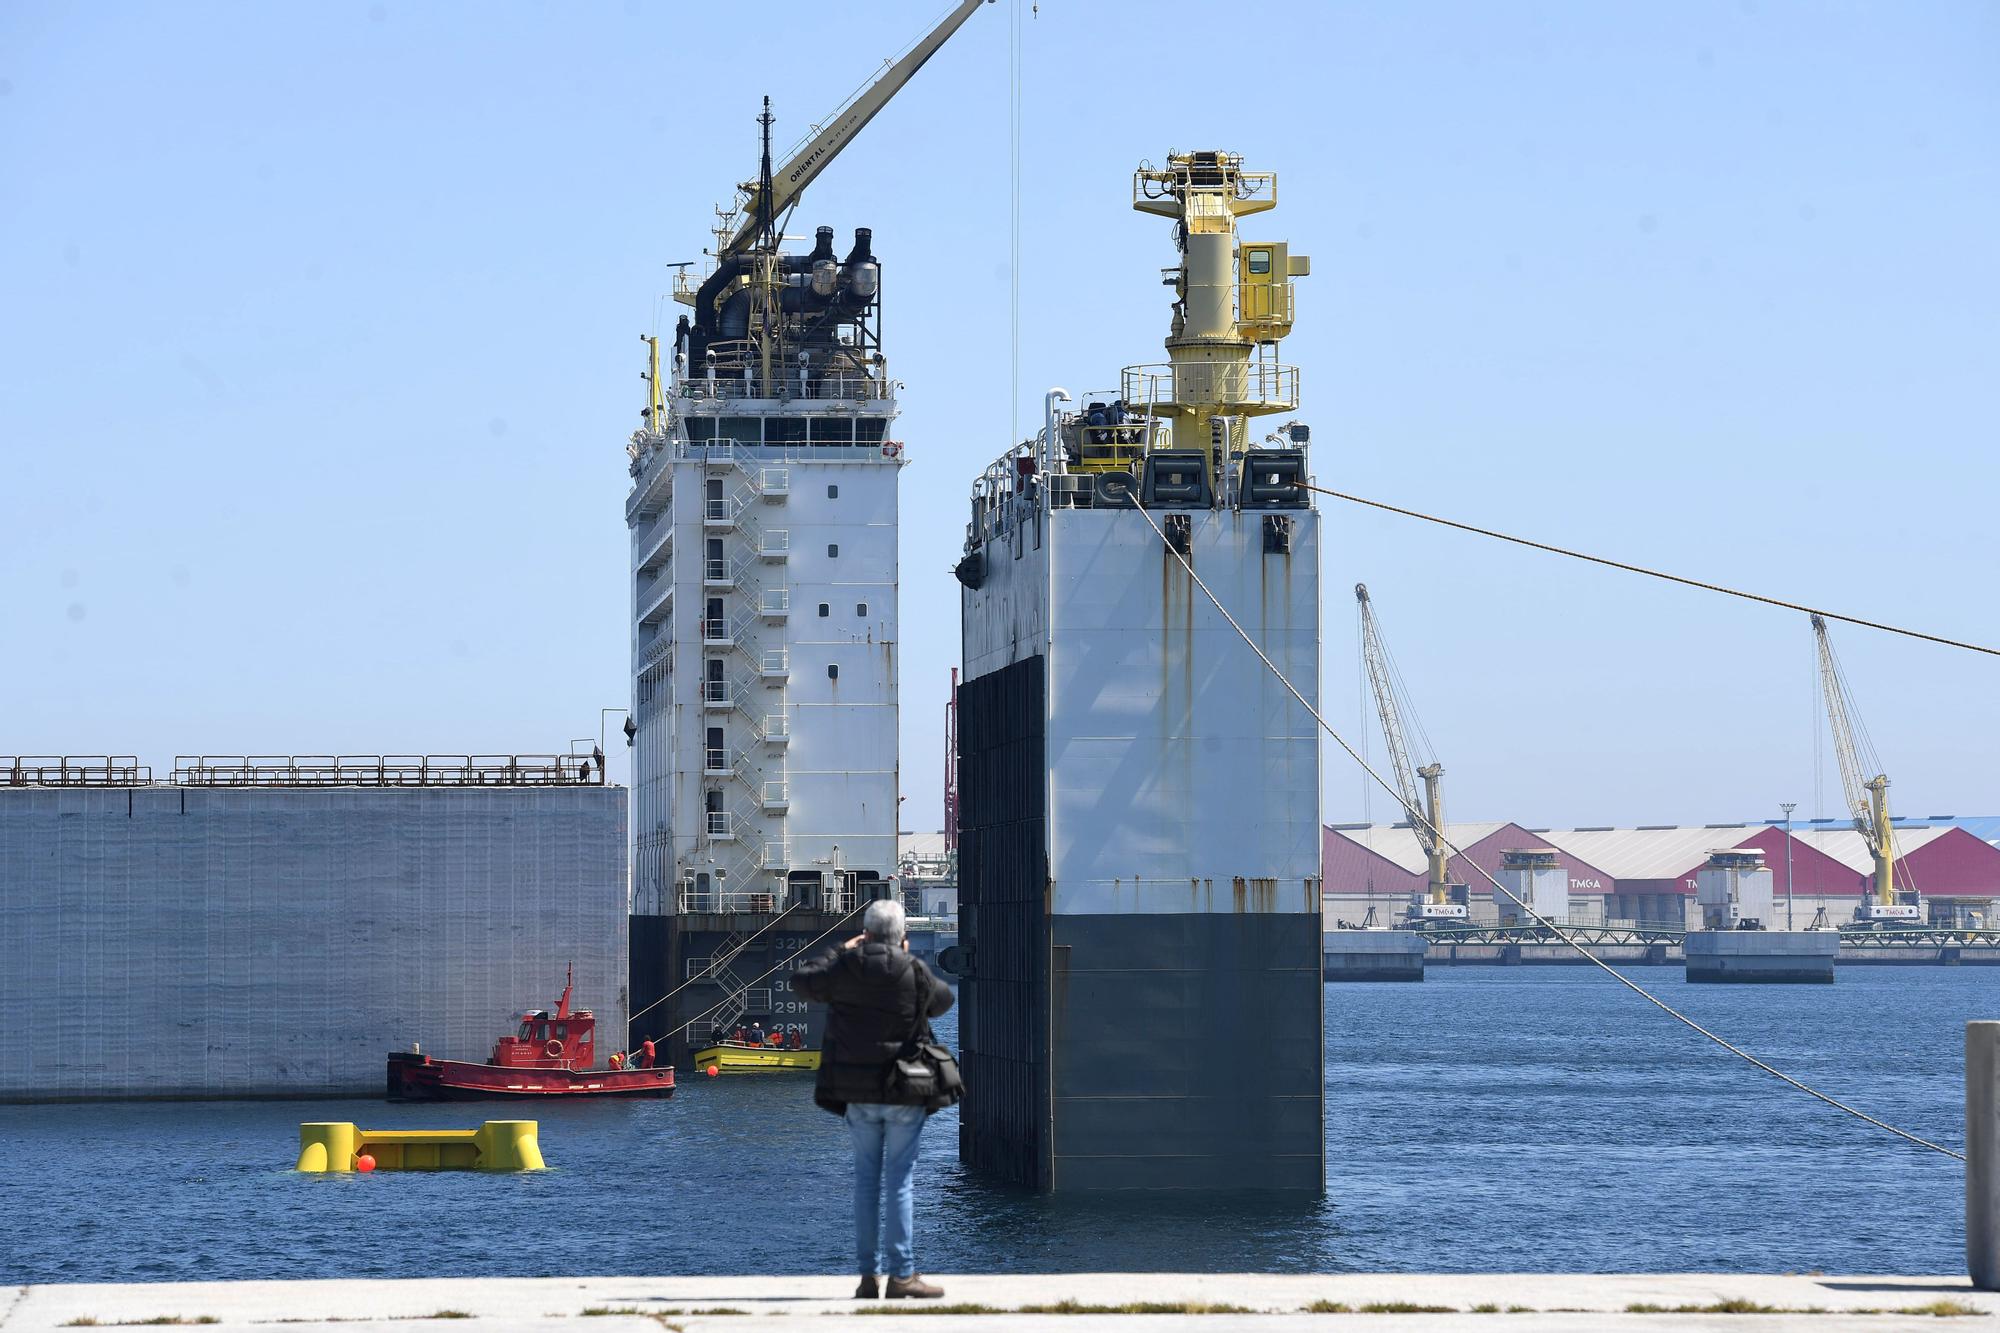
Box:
[624,1,990,1066]
[954,151,1326,1192]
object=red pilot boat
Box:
[386,968,675,1101]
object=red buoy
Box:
[355,1153,377,1173]
[705,1065,719,1078]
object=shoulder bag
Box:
[888,962,964,1112]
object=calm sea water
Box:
[1,967,1981,1283]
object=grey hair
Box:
[862,897,907,944]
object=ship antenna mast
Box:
[754,96,778,254]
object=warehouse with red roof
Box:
[1323,818,2000,929]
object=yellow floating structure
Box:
[693,1043,821,1075]
[296,1119,544,1172]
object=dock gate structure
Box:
[954,151,1324,1192]
[1,753,625,1101]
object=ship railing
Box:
[631,507,674,569]
[667,440,900,468]
[170,754,599,787]
[2,756,153,787]
[1120,357,1299,413]
[701,609,758,648]
[1236,276,1296,335]
[634,569,673,628]
[637,631,673,670]
[1132,156,1273,206]
[678,887,783,915]
[683,929,752,981]
[676,369,891,403]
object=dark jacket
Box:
[790,940,954,1115]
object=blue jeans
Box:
[844,1102,926,1278]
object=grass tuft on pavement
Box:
[853,1300,1254,1315]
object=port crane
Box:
[1355,584,1466,925]
[1812,613,1922,925]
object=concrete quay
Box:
[1323,929,1427,981]
[7,1274,1996,1333]
[1685,930,1838,983]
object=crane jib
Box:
[718,0,990,260]
[785,110,865,189]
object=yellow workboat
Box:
[694,1040,821,1074]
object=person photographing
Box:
[790,899,954,1299]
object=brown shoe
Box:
[854,1276,880,1299]
[886,1275,944,1299]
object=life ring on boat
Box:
[544,1038,564,1058]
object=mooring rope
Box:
[625,901,801,1029]
[1305,484,2000,660]
[1123,499,1967,1161]
[662,906,867,1042]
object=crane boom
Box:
[1812,614,1910,919]
[1812,615,1873,842]
[1356,585,1451,907]
[718,0,992,261]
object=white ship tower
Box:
[623,2,991,1064]
[626,233,904,891]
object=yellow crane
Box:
[1811,613,1922,926]
[1355,584,1464,925]
[1106,151,1309,485]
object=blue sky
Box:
[3,0,1995,829]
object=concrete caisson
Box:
[0,783,627,1100]
[1323,929,1426,981]
[958,505,1324,1194]
[1684,929,1837,983]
